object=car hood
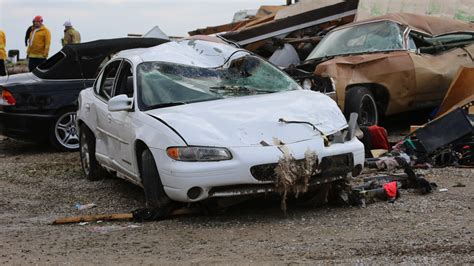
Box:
[146,90,347,147]
[0,73,38,86]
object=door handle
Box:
[457,53,468,57]
[85,103,90,111]
[107,114,112,123]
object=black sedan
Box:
[0,38,167,151]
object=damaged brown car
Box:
[287,13,474,125]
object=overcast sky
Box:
[0,0,284,58]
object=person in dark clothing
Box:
[25,22,34,47]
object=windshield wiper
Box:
[210,86,250,92]
[304,55,334,63]
[146,101,186,110]
[252,89,277,93]
[210,86,277,94]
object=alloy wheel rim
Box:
[54,112,79,150]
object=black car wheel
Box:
[141,149,171,208]
[344,86,378,126]
[79,124,103,181]
[50,109,79,151]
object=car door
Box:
[107,60,138,178]
[409,33,473,106]
[93,60,122,165]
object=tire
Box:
[141,149,171,208]
[79,124,103,181]
[344,86,378,126]
[50,109,79,151]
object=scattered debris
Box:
[396,64,474,168]
[53,213,133,225]
[439,188,448,192]
[453,182,466,188]
[52,207,201,225]
[401,105,473,168]
[189,0,358,68]
[383,181,398,201]
[75,203,96,210]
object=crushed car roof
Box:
[33,38,169,79]
[117,39,247,68]
[350,13,474,36]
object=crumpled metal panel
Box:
[350,13,474,36]
[435,63,474,118]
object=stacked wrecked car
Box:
[285,13,474,125]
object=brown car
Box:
[287,13,474,125]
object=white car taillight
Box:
[0,88,16,106]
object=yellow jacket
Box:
[0,30,6,60]
[27,25,51,59]
[62,27,81,46]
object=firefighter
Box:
[62,20,81,46]
[0,29,6,76]
[27,15,51,71]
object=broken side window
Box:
[411,32,474,54]
[96,60,121,101]
[114,61,134,98]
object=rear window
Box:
[37,52,65,71]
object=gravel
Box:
[0,130,472,264]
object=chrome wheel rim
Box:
[80,130,90,176]
[54,112,79,150]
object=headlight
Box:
[302,78,313,90]
[166,146,232,161]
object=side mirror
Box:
[108,94,133,112]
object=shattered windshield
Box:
[307,21,405,60]
[137,55,300,110]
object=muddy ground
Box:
[0,114,472,264]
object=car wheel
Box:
[50,109,79,151]
[344,86,378,126]
[141,149,171,208]
[79,124,103,181]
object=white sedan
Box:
[76,40,364,208]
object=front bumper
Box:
[0,111,55,141]
[152,137,364,202]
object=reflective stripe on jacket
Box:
[0,30,6,60]
[27,25,51,59]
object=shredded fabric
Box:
[375,157,400,170]
[274,149,319,212]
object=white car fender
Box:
[133,112,187,151]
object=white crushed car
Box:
[76,40,365,208]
